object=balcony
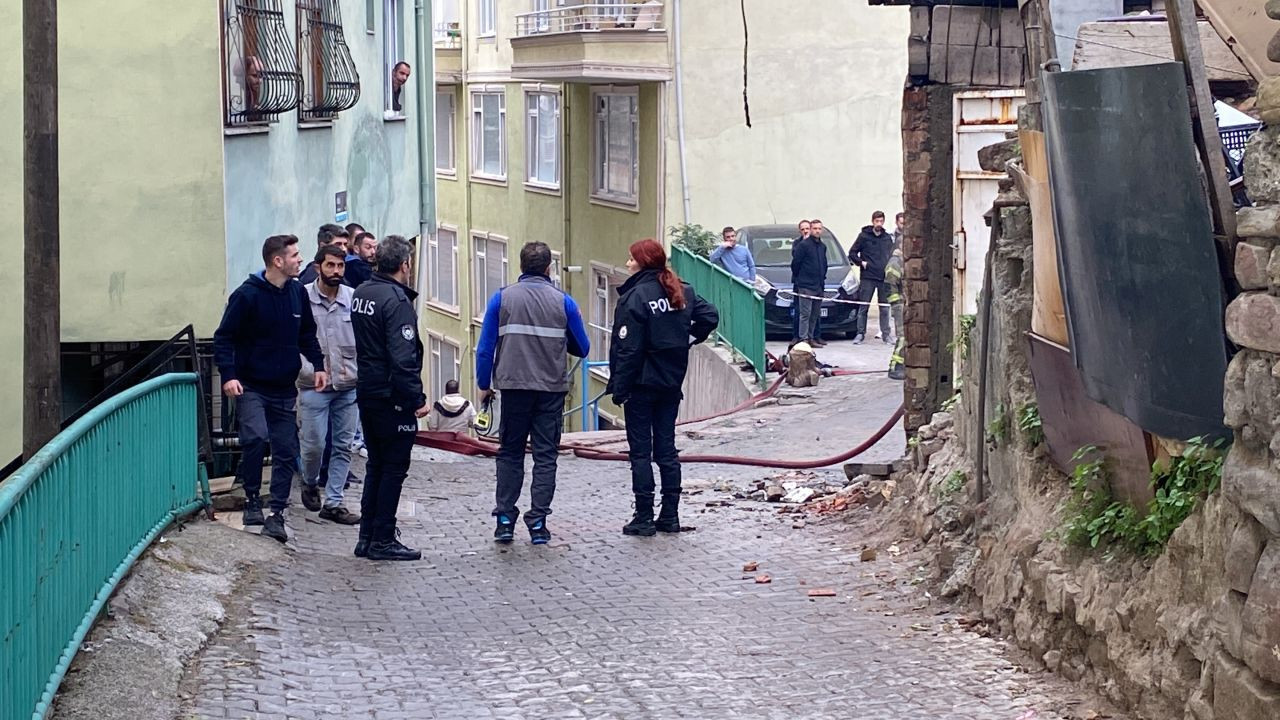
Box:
[434,21,462,83]
[511,3,670,83]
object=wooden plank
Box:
[1167,0,1239,244]
[1014,131,1068,345]
[1198,0,1280,79]
[1072,19,1253,83]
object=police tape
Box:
[771,287,901,308]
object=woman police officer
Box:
[607,239,719,536]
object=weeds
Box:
[985,403,1009,449]
[940,393,961,413]
[1017,403,1044,447]
[668,224,719,257]
[947,314,977,359]
[935,470,968,501]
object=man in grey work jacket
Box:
[476,242,590,546]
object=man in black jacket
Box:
[790,218,829,345]
[343,231,376,289]
[351,235,427,561]
[214,234,327,543]
[849,211,895,345]
[299,224,350,285]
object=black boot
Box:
[353,535,371,557]
[367,532,422,561]
[655,492,681,533]
[623,494,657,536]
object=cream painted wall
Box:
[664,0,909,249]
[0,2,21,458]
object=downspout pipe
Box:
[415,0,437,239]
[672,0,691,223]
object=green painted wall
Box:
[0,1,226,461]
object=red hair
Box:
[629,238,686,309]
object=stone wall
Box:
[898,124,1280,719]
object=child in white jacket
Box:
[426,380,477,434]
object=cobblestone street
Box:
[182,372,1123,719]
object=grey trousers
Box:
[795,287,823,341]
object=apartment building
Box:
[427,0,906,421]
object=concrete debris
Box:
[764,485,786,502]
[782,487,818,504]
[755,574,772,584]
[861,548,878,562]
[743,561,759,572]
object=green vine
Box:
[947,314,977,359]
[1060,439,1225,557]
[935,470,968,501]
[1017,403,1044,447]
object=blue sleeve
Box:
[564,294,590,359]
[745,248,756,281]
[476,291,503,390]
[709,245,725,263]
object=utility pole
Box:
[23,0,60,459]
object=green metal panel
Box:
[0,373,204,720]
[670,246,766,383]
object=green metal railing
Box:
[670,245,766,382]
[0,373,209,720]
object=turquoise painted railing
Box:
[0,373,208,720]
[670,245,766,382]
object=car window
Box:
[747,233,844,266]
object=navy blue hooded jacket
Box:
[213,271,326,397]
[342,254,373,289]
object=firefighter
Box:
[886,246,906,380]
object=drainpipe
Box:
[672,0,691,223]
[415,0,437,240]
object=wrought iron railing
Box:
[223,0,303,126]
[296,0,361,122]
[670,245,766,383]
[0,373,210,719]
[515,2,665,37]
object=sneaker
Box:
[301,484,322,512]
[354,535,371,557]
[367,537,422,561]
[811,338,828,347]
[242,497,265,526]
[494,515,516,543]
[319,506,361,525]
[622,515,657,537]
[852,334,865,345]
[883,335,895,345]
[888,367,906,381]
[528,519,551,545]
[262,512,288,543]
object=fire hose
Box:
[413,362,904,468]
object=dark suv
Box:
[735,224,858,338]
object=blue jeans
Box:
[299,388,358,508]
[238,389,299,514]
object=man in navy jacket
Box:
[214,234,327,543]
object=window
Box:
[436,90,456,172]
[525,91,560,188]
[478,0,496,36]
[429,336,462,403]
[472,233,509,318]
[433,0,461,46]
[383,0,408,117]
[532,0,550,32]
[222,0,302,127]
[592,88,639,205]
[589,266,624,366]
[296,0,361,122]
[429,227,459,308]
[470,91,506,180]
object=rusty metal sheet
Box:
[1042,63,1229,442]
[1028,333,1154,506]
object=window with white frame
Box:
[435,89,455,172]
[429,227,459,308]
[525,91,560,188]
[472,233,509,318]
[383,0,408,116]
[589,266,624,366]
[429,335,462,403]
[478,0,495,36]
[470,90,506,180]
[592,88,639,205]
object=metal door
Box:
[953,90,1025,317]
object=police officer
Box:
[351,235,427,561]
[608,238,719,537]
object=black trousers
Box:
[358,398,417,542]
[237,390,299,514]
[623,386,682,496]
[854,278,893,338]
[493,389,565,525]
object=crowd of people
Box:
[212,229,719,557]
[707,212,907,379]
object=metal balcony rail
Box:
[223,0,303,126]
[434,21,462,49]
[515,2,665,38]
[669,245,766,383]
[0,373,210,719]
[296,0,361,121]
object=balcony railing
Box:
[515,2,664,38]
[433,21,461,49]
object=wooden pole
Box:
[1166,0,1238,247]
[23,0,61,459]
